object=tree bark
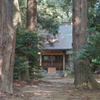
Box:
[19,56,30,81]
[27,0,37,31]
[0,0,16,93]
[13,0,22,26]
[72,0,100,89]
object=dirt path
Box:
[3,76,100,100]
[20,77,100,100]
[22,78,74,100]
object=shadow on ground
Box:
[1,74,100,100]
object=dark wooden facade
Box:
[40,50,69,71]
[42,55,63,70]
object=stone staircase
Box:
[43,71,65,79]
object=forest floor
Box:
[1,74,100,100]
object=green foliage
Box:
[37,0,60,36]
[64,65,72,77]
[14,25,42,79]
[18,0,61,36]
[74,34,100,60]
[87,2,100,62]
[88,2,100,33]
[88,0,99,7]
[18,0,27,25]
[14,55,30,78]
[18,0,72,36]
[52,0,72,21]
[38,0,72,22]
[16,27,40,55]
[66,65,72,74]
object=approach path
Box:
[22,77,74,100]
[21,76,100,100]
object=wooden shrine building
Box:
[39,22,73,73]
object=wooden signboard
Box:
[48,67,56,73]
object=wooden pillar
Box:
[51,55,53,67]
[40,54,42,66]
[63,54,65,71]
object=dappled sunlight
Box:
[33,92,42,95]
[23,89,54,93]
[43,78,74,84]
[14,83,21,87]
[0,63,2,75]
[7,24,15,39]
[40,84,63,88]
[33,90,52,96]
[22,85,60,93]
[96,80,100,83]
[27,85,37,88]
[12,77,100,100]
[75,17,81,24]
[0,60,4,79]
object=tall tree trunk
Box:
[20,0,37,81]
[73,0,100,89]
[27,0,37,31]
[19,55,30,81]
[22,0,37,80]
[13,0,22,26]
[0,0,16,93]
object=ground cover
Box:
[0,74,100,100]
